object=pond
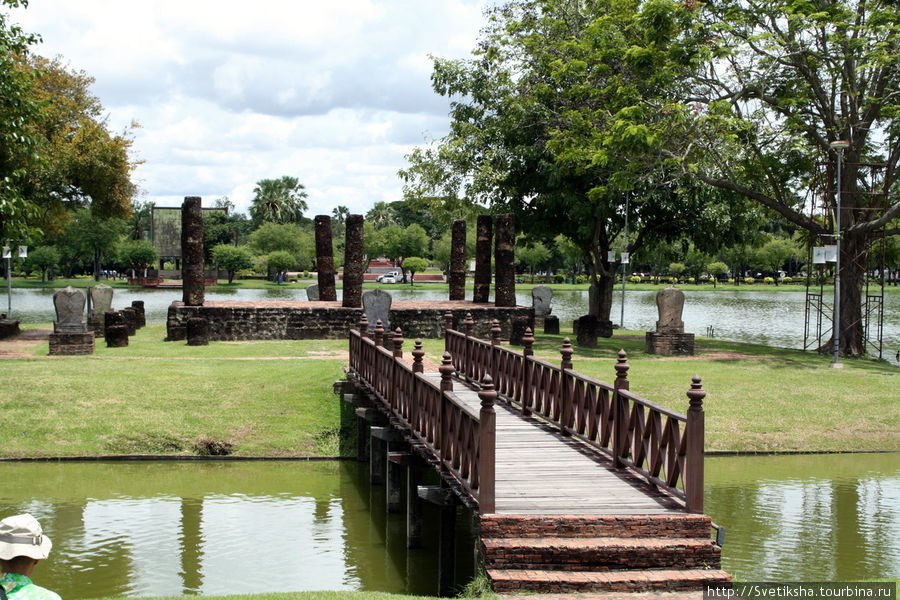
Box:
[1,454,897,598]
[6,286,899,363]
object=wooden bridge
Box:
[341,312,731,596]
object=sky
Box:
[10,0,490,218]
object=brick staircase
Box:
[480,514,731,595]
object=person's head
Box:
[0,514,52,576]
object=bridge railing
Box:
[443,312,705,514]
[349,316,496,513]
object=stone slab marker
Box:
[362,288,392,332]
[49,287,94,355]
[449,219,467,301]
[181,196,205,306]
[473,215,492,303]
[645,286,695,355]
[342,214,364,308]
[314,215,337,301]
[305,284,319,301]
[494,213,516,307]
[88,284,114,335]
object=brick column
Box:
[449,219,467,301]
[181,196,204,306]
[494,213,516,307]
[342,214,364,308]
[473,214,492,303]
[314,215,337,301]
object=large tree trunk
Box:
[836,233,867,357]
[586,249,616,336]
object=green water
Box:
[0,460,475,599]
[0,454,896,598]
[705,453,900,581]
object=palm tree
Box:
[332,205,349,224]
[249,176,309,226]
[366,201,394,229]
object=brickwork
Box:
[166,301,533,341]
[48,332,95,355]
[480,514,728,594]
[645,332,695,356]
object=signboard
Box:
[1,246,9,259]
[824,245,837,262]
[151,206,227,258]
[607,250,617,262]
[621,252,630,264]
[813,247,826,264]
[17,246,27,258]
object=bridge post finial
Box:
[491,319,502,346]
[412,339,425,373]
[614,349,630,391]
[478,374,497,514]
[613,349,630,468]
[464,312,475,337]
[444,310,454,333]
[374,319,385,347]
[393,327,404,358]
[685,375,705,513]
[439,352,455,392]
[359,314,369,338]
[521,328,534,416]
[560,338,574,371]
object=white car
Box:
[376,270,401,283]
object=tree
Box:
[117,240,158,276]
[265,250,296,283]
[249,176,309,227]
[675,0,900,355]
[247,222,306,256]
[26,245,59,282]
[364,202,393,229]
[26,55,138,228]
[401,0,714,330]
[0,0,43,242]
[752,236,800,283]
[516,239,551,282]
[402,256,429,284]
[707,261,728,288]
[203,210,250,263]
[332,205,349,224]
[64,209,127,280]
[211,244,253,284]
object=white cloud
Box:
[10,0,489,218]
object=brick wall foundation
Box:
[166,301,534,341]
[49,331,95,355]
[645,332,695,355]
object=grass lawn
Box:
[1,323,896,457]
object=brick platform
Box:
[481,514,729,594]
[645,332,695,356]
[166,300,533,341]
[48,331,95,355]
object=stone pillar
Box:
[131,300,146,328]
[449,219,467,301]
[181,196,205,306]
[314,215,337,301]
[473,214,492,303]
[104,311,128,348]
[342,214,364,308]
[494,213,516,307]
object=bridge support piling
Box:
[419,484,458,597]
[355,407,380,464]
[390,451,424,548]
[382,441,406,513]
[370,426,398,486]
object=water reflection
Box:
[705,453,900,580]
[0,461,473,599]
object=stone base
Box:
[543,315,559,335]
[166,300,534,341]
[645,331,695,356]
[0,318,20,339]
[49,331,95,355]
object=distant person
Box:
[0,514,61,600]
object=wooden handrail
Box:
[349,324,494,513]
[443,322,706,513]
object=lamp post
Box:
[620,193,630,329]
[829,140,849,368]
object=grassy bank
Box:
[1,323,897,457]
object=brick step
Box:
[482,536,721,571]
[480,514,713,539]
[488,567,731,594]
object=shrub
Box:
[576,274,589,284]
[745,277,756,284]
[630,275,642,284]
[554,273,565,283]
[764,276,775,285]
[782,276,793,284]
